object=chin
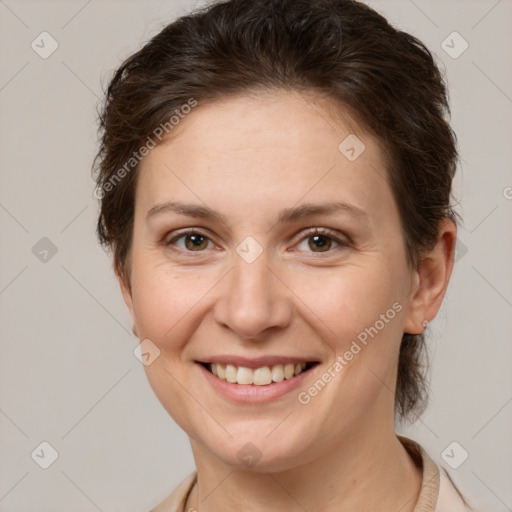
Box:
[197,424,316,473]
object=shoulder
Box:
[436,467,474,512]
[398,435,474,512]
[148,472,197,512]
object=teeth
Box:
[237,366,253,385]
[208,362,310,386]
[284,363,295,379]
[225,364,237,383]
[271,365,284,382]
[217,364,226,380]
[253,367,272,385]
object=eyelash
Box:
[163,227,350,256]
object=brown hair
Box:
[92,0,459,422]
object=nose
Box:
[213,251,293,340]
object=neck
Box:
[187,427,422,512]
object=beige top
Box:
[149,436,472,512]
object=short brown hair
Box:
[93,0,459,422]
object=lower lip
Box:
[197,363,315,403]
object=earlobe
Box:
[403,219,457,335]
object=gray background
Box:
[0,0,511,511]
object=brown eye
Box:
[295,227,348,255]
[166,230,213,252]
[308,233,333,252]
[183,233,209,251]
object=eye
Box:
[165,229,214,252]
[295,227,349,254]
[163,227,349,255]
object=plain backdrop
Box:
[0,1,511,511]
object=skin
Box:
[118,90,456,512]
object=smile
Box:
[203,361,317,386]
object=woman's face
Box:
[120,91,425,471]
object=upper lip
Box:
[197,355,319,369]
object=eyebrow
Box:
[145,201,368,226]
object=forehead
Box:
[156,90,371,159]
[136,90,396,226]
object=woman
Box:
[93,0,472,510]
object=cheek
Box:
[294,266,404,418]
[129,261,216,433]
[290,261,403,339]
[130,259,210,351]
[290,260,406,405]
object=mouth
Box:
[198,361,319,386]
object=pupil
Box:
[310,234,330,251]
[186,234,206,250]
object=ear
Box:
[117,270,139,338]
[403,218,457,335]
